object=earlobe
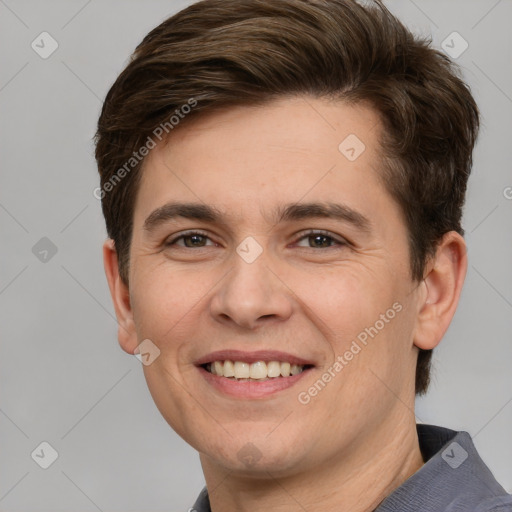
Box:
[413,232,467,350]
[102,239,139,354]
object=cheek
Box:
[292,265,412,398]
[289,264,397,341]
[130,264,213,342]
[130,268,211,443]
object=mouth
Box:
[202,360,314,381]
[195,350,315,398]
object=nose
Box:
[209,249,293,330]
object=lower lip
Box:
[197,366,312,399]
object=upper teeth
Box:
[208,360,305,379]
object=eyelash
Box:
[165,229,348,249]
[165,230,213,248]
[295,229,348,249]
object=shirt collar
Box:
[375,424,511,512]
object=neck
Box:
[200,416,424,512]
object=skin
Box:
[103,96,467,512]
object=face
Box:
[121,96,425,476]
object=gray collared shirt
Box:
[190,424,512,511]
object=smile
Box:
[196,351,316,398]
[204,360,312,381]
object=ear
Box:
[103,238,138,354]
[413,231,467,350]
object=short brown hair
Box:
[94,0,479,395]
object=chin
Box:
[198,433,312,477]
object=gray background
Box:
[0,0,511,510]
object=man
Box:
[94,0,512,510]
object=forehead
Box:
[133,96,396,229]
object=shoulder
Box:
[475,496,512,512]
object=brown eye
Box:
[182,234,208,247]
[308,234,332,248]
[295,230,347,249]
[166,231,215,248]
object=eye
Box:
[294,230,347,249]
[165,231,216,248]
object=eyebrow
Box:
[277,202,372,233]
[143,201,372,234]
[143,203,222,232]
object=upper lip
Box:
[194,350,315,366]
